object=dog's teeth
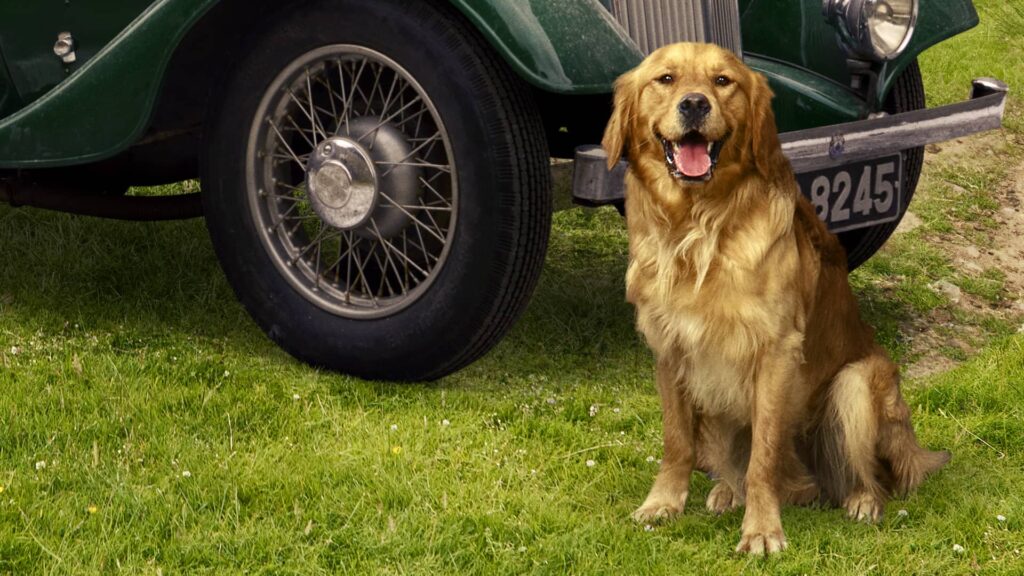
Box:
[707,142,713,153]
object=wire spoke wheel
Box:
[203,0,550,380]
[247,45,457,318]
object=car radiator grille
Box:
[608,0,743,56]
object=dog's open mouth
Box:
[660,132,724,182]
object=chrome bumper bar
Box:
[573,78,1009,205]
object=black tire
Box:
[837,60,926,270]
[201,0,550,381]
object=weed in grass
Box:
[956,267,1007,304]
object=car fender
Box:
[446,0,641,94]
[0,0,219,168]
[878,0,978,102]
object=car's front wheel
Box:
[202,0,550,380]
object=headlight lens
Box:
[823,0,918,61]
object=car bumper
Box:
[572,77,1009,205]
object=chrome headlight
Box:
[823,0,918,61]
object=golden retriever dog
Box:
[602,42,949,554]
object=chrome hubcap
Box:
[306,137,377,229]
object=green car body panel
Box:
[0,0,980,169]
[0,0,219,168]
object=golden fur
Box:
[602,43,949,554]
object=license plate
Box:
[795,154,902,234]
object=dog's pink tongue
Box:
[674,141,711,178]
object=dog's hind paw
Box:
[706,482,741,514]
[844,491,884,523]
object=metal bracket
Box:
[53,32,77,64]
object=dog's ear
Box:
[747,71,784,180]
[602,70,638,170]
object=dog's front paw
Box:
[844,491,884,523]
[735,530,787,555]
[706,482,741,514]
[632,490,688,523]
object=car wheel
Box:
[837,60,925,270]
[202,0,550,381]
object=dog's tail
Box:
[878,408,951,497]
[815,352,949,503]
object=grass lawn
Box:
[2,2,1023,574]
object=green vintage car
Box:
[0,0,1007,380]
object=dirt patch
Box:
[895,132,1024,379]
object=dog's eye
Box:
[715,75,732,87]
[656,74,674,85]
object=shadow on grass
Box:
[847,274,918,362]
[0,204,646,391]
[0,205,257,341]
[455,207,651,387]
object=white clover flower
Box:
[586,459,596,467]
[390,424,398,431]
[182,470,192,478]
[644,524,654,532]
[646,456,656,463]
[34,460,46,470]
[612,408,621,414]
[952,544,965,554]
[441,419,450,427]
[897,509,908,517]
[292,394,300,401]
[589,405,598,417]
[997,514,1007,522]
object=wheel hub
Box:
[305,137,378,230]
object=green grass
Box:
[3,1,1024,573]
[918,0,1024,130]
[2,205,1022,574]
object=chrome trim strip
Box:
[781,79,1007,172]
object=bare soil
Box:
[897,132,1024,379]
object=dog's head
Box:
[602,42,782,189]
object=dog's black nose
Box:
[678,93,711,124]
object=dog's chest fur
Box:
[626,203,797,422]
